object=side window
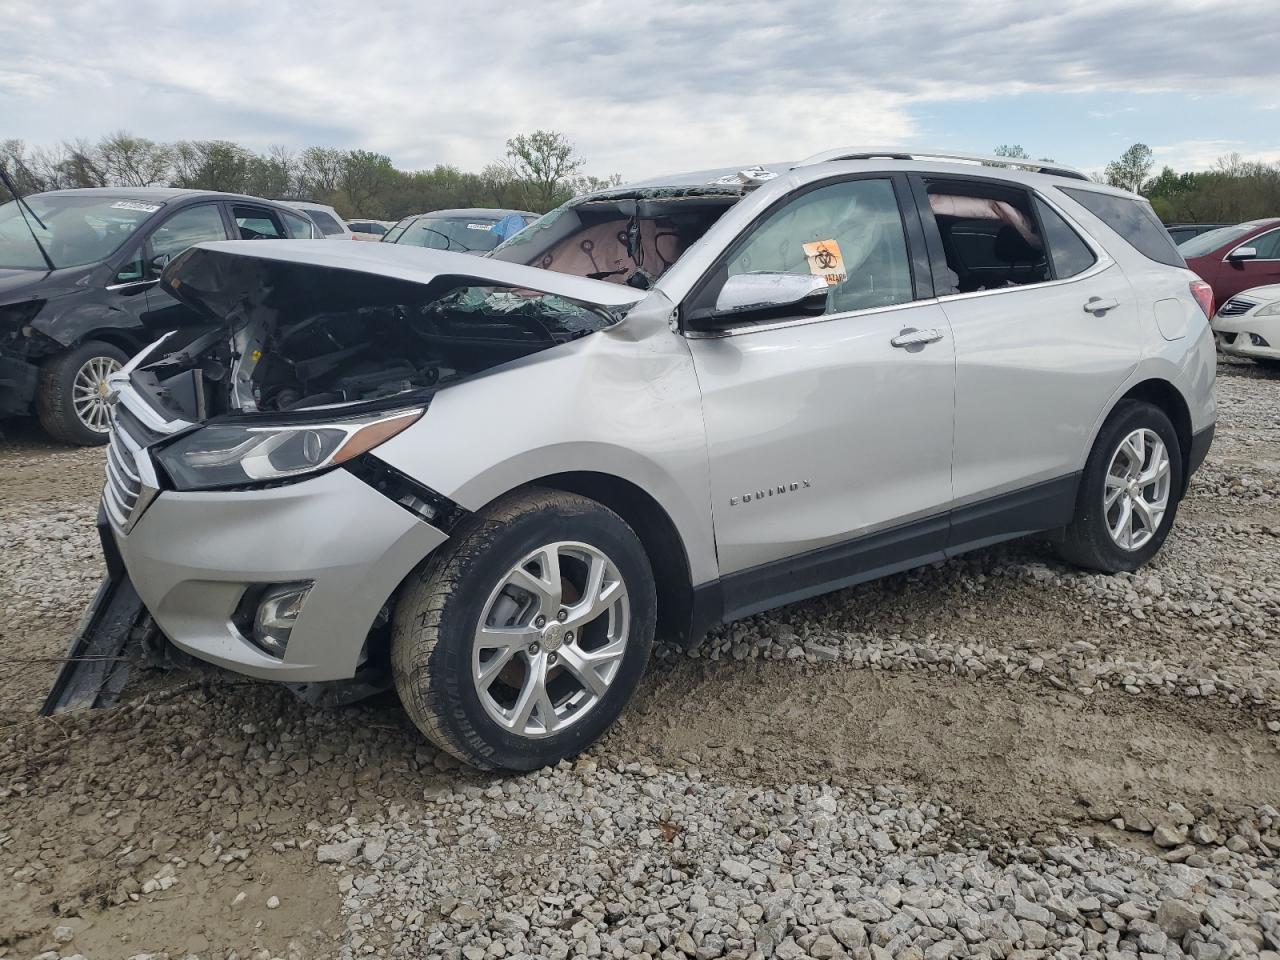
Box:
[232,205,285,240]
[718,178,914,317]
[114,246,147,283]
[305,209,346,236]
[148,204,229,265]
[923,181,1050,294]
[281,209,316,238]
[1059,188,1184,268]
[1033,198,1097,279]
[1243,229,1280,259]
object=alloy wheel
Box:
[1103,428,1171,551]
[71,355,122,434]
[473,541,630,738]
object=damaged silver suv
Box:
[69,150,1216,770]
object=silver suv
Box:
[95,150,1216,770]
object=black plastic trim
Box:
[345,454,470,533]
[1188,424,1215,480]
[684,472,1081,645]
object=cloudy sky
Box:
[3,0,1278,181]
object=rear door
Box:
[914,175,1141,536]
[683,174,956,604]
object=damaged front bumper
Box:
[111,465,447,682]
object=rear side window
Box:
[281,209,316,239]
[1059,188,1184,267]
[923,180,1049,294]
[232,206,285,240]
[1033,198,1096,279]
[306,209,345,235]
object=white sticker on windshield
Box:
[466,222,494,231]
[110,200,162,213]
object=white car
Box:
[73,149,1216,770]
[1212,284,1280,369]
[348,219,394,242]
[280,201,353,240]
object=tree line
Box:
[5,131,1277,226]
[997,142,1280,223]
[0,130,621,219]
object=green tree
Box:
[993,144,1031,159]
[504,130,583,211]
[96,131,171,187]
[1105,143,1154,194]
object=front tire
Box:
[35,341,128,446]
[1056,400,1183,573]
[392,488,656,771]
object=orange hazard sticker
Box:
[802,239,846,285]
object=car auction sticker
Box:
[111,200,162,213]
[802,239,846,285]
[466,222,494,231]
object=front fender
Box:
[372,319,718,585]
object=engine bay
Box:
[138,249,627,423]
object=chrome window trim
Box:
[105,278,160,292]
[1223,227,1280,262]
[686,186,1114,340]
[685,296,940,339]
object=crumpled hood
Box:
[161,240,644,330]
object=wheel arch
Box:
[78,328,146,358]
[1109,378,1194,492]
[521,471,702,646]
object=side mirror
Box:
[714,272,829,317]
[149,253,171,275]
[1228,246,1257,262]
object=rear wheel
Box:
[1056,400,1183,573]
[35,341,128,446]
[392,488,656,771]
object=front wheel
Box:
[392,488,656,771]
[35,340,128,445]
[1056,400,1183,573]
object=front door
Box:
[683,175,955,609]
[138,202,233,332]
[1220,228,1280,302]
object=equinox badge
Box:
[730,480,811,506]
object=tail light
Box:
[1190,280,1213,319]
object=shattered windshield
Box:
[488,189,742,289]
[0,194,162,269]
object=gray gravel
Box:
[316,765,1280,960]
[1,361,1278,959]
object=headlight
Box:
[156,407,423,490]
[1257,301,1280,317]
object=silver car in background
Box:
[93,150,1216,770]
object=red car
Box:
[1180,218,1280,309]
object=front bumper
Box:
[0,351,38,417]
[1212,312,1280,360]
[112,467,448,681]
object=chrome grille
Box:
[1217,296,1258,318]
[102,404,158,532]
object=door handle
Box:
[1083,296,1119,314]
[890,327,944,349]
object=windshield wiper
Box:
[418,227,471,252]
[0,164,56,272]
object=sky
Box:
[2,0,1278,182]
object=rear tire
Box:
[1056,400,1183,573]
[35,341,128,446]
[391,488,656,771]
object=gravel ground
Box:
[0,359,1277,960]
